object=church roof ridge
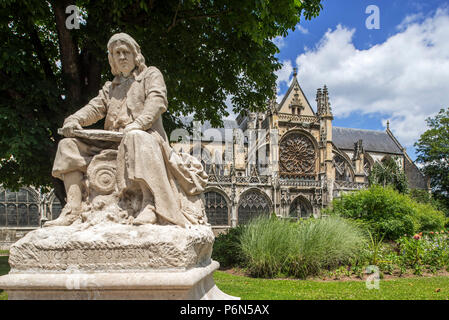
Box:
[332,126,403,154]
[333,126,386,133]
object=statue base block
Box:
[0,223,239,300]
[0,261,238,300]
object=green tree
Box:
[368,155,409,194]
[0,0,323,201]
[415,108,449,213]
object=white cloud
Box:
[272,36,286,49]
[274,60,293,102]
[296,24,309,35]
[291,8,449,147]
[396,12,425,31]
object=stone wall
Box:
[0,229,34,250]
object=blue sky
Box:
[273,0,449,160]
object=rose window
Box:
[279,132,316,177]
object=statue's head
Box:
[107,33,146,77]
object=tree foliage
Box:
[415,108,449,208]
[368,155,409,194]
[0,0,323,192]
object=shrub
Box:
[239,216,366,278]
[328,185,446,240]
[212,225,246,269]
[410,189,449,218]
[413,202,447,232]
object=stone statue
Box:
[45,33,208,228]
[0,33,237,300]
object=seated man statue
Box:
[45,33,207,227]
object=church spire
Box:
[317,85,332,117]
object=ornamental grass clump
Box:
[240,216,366,279]
[286,217,366,278]
[240,216,297,278]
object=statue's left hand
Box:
[123,122,143,134]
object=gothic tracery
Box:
[279,132,316,177]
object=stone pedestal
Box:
[0,223,238,300]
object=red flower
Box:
[413,234,421,240]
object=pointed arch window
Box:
[0,188,40,227]
[204,191,229,226]
[237,190,272,224]
[333,153,354,182]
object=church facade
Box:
[0,72,429,248]
[170,70,429,233]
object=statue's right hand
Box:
[62,121,82,138]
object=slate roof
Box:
[332,127,403,154]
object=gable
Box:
[278,77,315,116]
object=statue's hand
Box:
[123,122,143,134]
[62,121,82,138]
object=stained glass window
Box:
[237,191,271,224]
[204,191,229,226]
[0,188,40,227]
[334,154,354,182]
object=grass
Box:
[1,253,448,300]
[0,250,9,255]
[213,271,449,300]
[0,256,10,300]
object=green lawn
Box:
[0,256,10,300]
[214,271,449,300]
[1,258,448,300]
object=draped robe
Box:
[52,66,208,226]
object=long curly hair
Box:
[107,33,147,76]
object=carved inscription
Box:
[38,249,149,264]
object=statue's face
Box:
[112,42,135,77]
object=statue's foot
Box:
[133,204,157,225]
[43,205,80,227]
